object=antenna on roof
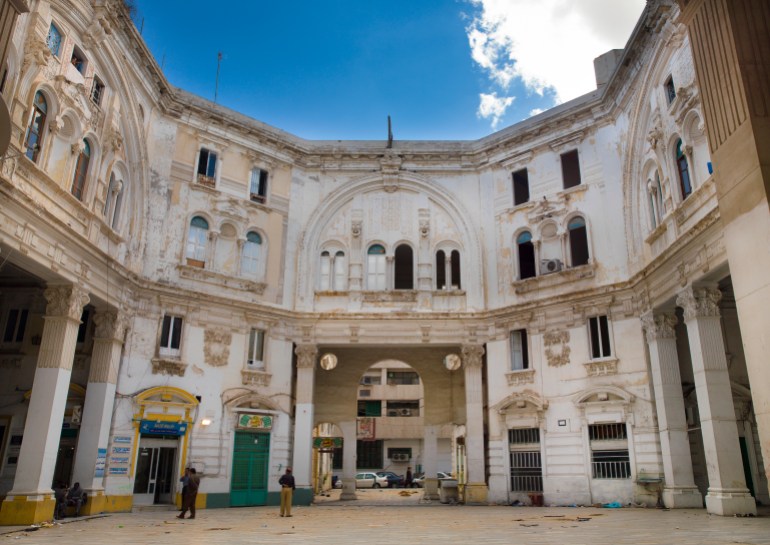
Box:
[387,115,393,148]
[214,52,223,103]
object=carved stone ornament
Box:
[93,310,128,341]
[584,358,618,377]
[506,369,535,386]
[676,286,722,320]
[419,219,430,238]
[461,344,485,369]
[44,286,90,320]
[640,312,677,343]
[351,220,362,238]
[204,329,232,367]
[544,329,570,367]
[151,358,187,377]
[295,344,318,368]
[241,369,272,387]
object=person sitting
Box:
[66,482,86,517]
[54,482,67,519]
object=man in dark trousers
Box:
[278,467,295,517]
[404,467,413,488]
[177,468,199,519]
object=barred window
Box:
[509,428,542,492]
[589,423,630,479]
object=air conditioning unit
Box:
[399,408,412,416]
[392,453,410,462]
[540,258,563,275]
[387,409,399,417]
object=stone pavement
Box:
[2,491,769,545]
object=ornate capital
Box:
[295,344,318,369]
[44,286,90,320]
[677,286,722,320]
[71,141,85,156]
[640,312,677,343]
[461,344,485,369]
[93,310,128,341]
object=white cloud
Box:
[467,0,646,104]
[529,108,545,117]
[478,92,515,128]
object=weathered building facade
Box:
[0,0,767,525]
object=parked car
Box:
[355,472,389,488]
[376,471,404,488]
[411,471,452,488]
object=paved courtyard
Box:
[2,490,769,545]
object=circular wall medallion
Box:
[319,353,338,370]
[444,354,462,371]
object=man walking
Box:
[177,468,199,519]
[278,467,295,517]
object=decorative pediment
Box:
[494,391,548,415]
[574,385,633,406]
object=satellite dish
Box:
[0,96,10,157]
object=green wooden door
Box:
[230,431,270,506]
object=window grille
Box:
[508,428,539,445]
[510,451,543,492]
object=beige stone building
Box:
[0,0,767,525]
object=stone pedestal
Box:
[677,287,755,516]
[0,286,89,525]
[641,311,703,508]
[461,345,488,504]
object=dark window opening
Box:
[71,140,91,200]
[197,148,217,186]
[513,168,530,205]
[436,250,446,289]
[387,371,419,385]
[250,168,269,203]
[394,244,413,290]
[25,91,47,162]
[386,401,419,417]
[160,315,183,351]
[665,76,676,104]
[3,309,28,343]
[588,315,612,359]
[90,76,104,106]
[451,250,461,289]
[357,400,382,417]
[676,139,692,199]
[568,217,589,266]
[70,46,86,74]
[517,231,536,279]
[561,149,581,189]
[356,439,383,469]
[510,329,529,370]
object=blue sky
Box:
[133,1,645,141]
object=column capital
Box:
[641,311,678,343]
[93,309,128,342]
[44,285,89,320]
[677,286,722,320]
[461,344,485,369]
[295,344,318,369]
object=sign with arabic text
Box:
[313,437,343,449]
[237,414,273,430]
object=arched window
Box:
[241,231,262,277]
[436,250,446,289]
[333,251,346,290]
[676,139,692,200]
[71,139,91,200]
[319,251,331,290]
[24,91,47,162]
[367,244,386,290]
[394,244,413,290]
[568,217,589,267]
[185,216,209,268]
[517,231,536,279]
[450,250,461,289]
[103,172,124,230]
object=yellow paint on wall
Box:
[81,492,106,515]
[102,495,133,512]
[0,496,55,526]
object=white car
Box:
[411,471,452,488]
[355,472,389,488]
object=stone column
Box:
[0,286,89,525]
[71,309,126,515]
[422,425,439,500]
[386,255,394,291]
[641,311,703,508]
[676,0,770,491]
[676,287,756,515]
[291,344,317,504]
[461,344,488,504]
[339,420,357,501]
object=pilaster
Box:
[422,425,439,500]
[461,344,488,504]
[339,420,358,501]
[640,311,702,508]
[292,344,317,492]
[676,287,755,515]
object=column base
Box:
[423,478,439,501]
[662,486,703,509]
[82,490,106,515]
[340,482,357,501]
[0,494,55,525]
[463,482,489,505]
[705,488,756,516]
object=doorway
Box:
[230,431,270,506]
[133,437,178,505]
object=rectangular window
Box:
[385,401,420,417]
[249,168,269,203]
[588,315,612,359]
[46,23,62,57]
[90,76,105,106]
[360,374,382,385]
[196,149,217,186]
[247,328,265,368]
[357,400,382,417]
[159,315,183,356]
[561,149,581,189]
[2,309,28,344]
[70,46,86,74]
[665,75,676,105]
[589,423,630,479]
[510,329,529,370]
[356,439,384,469]
[509,428,542,492]
[387,371,419,385]
[512,168,530,206]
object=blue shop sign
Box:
[139,420,188,436]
